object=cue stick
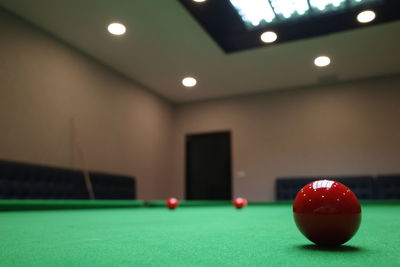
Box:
[71,118,95,200]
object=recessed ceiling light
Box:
[314,56,331,67]
[193,0,207,2]
[182,77,197,87]
[357,10,376,23]
[260,31,278,43]
[107,22,126,35]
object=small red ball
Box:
[233,197,248,209]
[293,180,361,246]
[166,197,179,210]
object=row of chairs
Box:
[276,176,400,200]
[0,160,136,199]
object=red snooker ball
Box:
[166,197,179,210]
[293,180,361,246]
[233,197,248,209]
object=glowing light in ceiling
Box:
[230,0,379,29]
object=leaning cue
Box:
[71,118,95,200]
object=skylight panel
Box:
[309,0,347,12]
[230,0,381,30]
[229,0,276,27]
[269,0,310,19]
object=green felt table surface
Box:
[0,200,399,266]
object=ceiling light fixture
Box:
[193,0,207,3]
[314,56,331,67]
[230,0,379,30]
[182,77,197,87]
[357,10,376,23]
[107,22,126,35]
[260,31,278,43]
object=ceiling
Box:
[1,0,400,103]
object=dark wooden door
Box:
[186,131,232,200]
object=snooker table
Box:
[1,200,399,266]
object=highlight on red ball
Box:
[233,197,248,209]
[166,197,179,210]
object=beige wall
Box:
[173,76,400,201]
[0,9,174,200]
